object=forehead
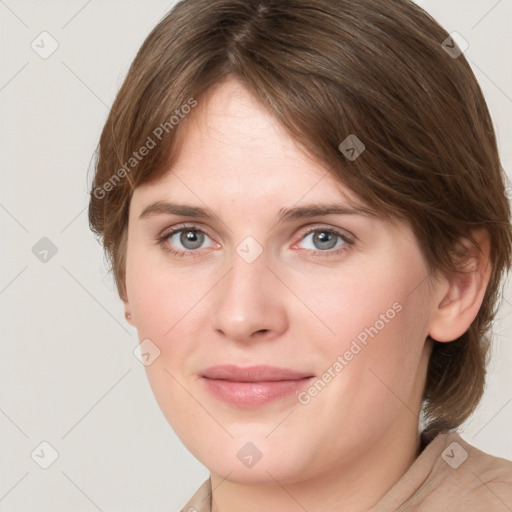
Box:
[131,77,363,211]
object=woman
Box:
[88,0,512,510]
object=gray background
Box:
[0,0,511,510]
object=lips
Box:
[200,365,315,407]
[201,364,313,381]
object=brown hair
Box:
[88,0,512,442]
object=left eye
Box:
[294,228,352,253]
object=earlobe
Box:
[123,300,134,326]
[428,229,491,343]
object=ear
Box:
[428,229,491,343]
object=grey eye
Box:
[312,231,338,250]
[300,230,345,251]
[178,230,206,250]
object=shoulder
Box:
[416,431,512,511]
[180,477,212,512]
[455,433,512,510]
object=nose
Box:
[210,246,288,343]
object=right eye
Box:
[157,224,217,257]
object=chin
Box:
[186,434,312,485]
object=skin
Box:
[123,77,491,511]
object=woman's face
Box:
[124,77,437,485]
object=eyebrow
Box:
[138,200,377,222]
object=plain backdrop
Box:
[1,1,511,510]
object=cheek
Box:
[303,266,405,350]
[126,249,209,344]
[313,263,428,396]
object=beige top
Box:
[180,431,512,511]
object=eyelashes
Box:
[156,223,355,259]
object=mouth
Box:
[200,365,315,408]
